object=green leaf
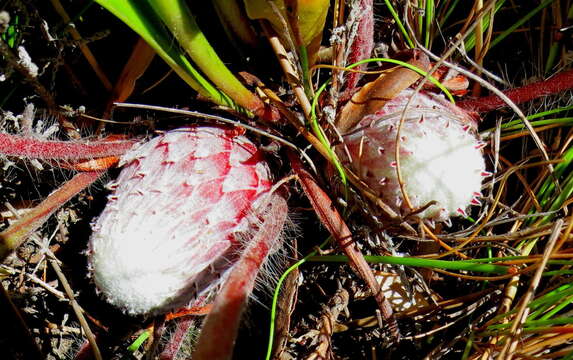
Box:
[149,0,264,113]
[94,0,233,108]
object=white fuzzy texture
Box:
[341,90,486,222]
[88,126,272,315]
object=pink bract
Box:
[87,126,273,315]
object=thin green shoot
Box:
[438,0,462,28]
[500,117,573,132]
[537,163,573,224]
[265,239,329,360]
[310,80,347,187]
[382,0,415,48]
[539,293,573,320]
[486,283,573,325]
[348,57,455,103]
[527,105,573,120]
[3,14,20,48]
[127,330,150,352]
[544,41,560,75]
[480,105,573,136]
[307,255,510,274]
[461,333,474,360]
[424,0,434,48]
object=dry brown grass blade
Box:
[304,287,349,360]
[288,151,401,340]
[104,38,156,118]
[263,23,312,122]
[336,52,430,133]
[49,257,102,360]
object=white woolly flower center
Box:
[341,90,486,222]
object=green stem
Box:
[308,255,510,274]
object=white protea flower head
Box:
[88,125,274,315]
[339,89,487,224]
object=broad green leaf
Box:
[95,0,234,108]
[149,0,264,114]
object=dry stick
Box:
[498,219,563,360]
[2,196,104,359]
[263,23,312,123]
[192,195,288,360]
[288,151,401,341]
[308,287,350,359]
[48,257,102,360]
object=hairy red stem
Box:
[0,171,102,262]
[288,151,400,340]
[0,133,137,160]
[192,194,287,360]
[159,317,195,360]
[458,69,573,113]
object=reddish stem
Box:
[457,69,573,113]
[159,317,195,360]
[0,171,102,262]
[0,133,137,161]
[192,194,288,360]
[288,151,400,340]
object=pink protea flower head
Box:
[88,125,273,315]
[339,89,487,224]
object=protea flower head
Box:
[339,89,487,224]
[87,125,274,315]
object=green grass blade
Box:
[308,255,511,274]
[425,0,434,48]
[489,0,555,50]
[265,239,329,360]
[127,330,150,352]
[349,57,455,103]
[382,0,414,48]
